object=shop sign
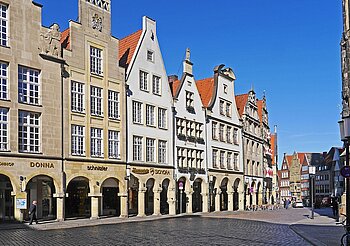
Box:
[30,162,54,168]
[16,199,27,209]
[87,165,108,171]
[0,162,14,167]
[132,168,171,176]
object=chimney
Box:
[183,48,193,75]
[168,75,178,84]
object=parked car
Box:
[294,201,304,208]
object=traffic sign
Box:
[340,166,350,178]
[178,181,184,190]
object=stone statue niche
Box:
[39,23,61,57]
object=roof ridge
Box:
[119,29,142,41]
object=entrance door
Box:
[101,178,120,216]
[192,179,202,213]
[66,177,90,218]
[0,174,13,220]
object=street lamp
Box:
[125,167,131,218]
[309,166,316,219]
[339,117,350,240]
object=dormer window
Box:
[147,50,154,62]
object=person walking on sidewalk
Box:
[29,200,38,225]
[331,197,339,220]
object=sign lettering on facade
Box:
[30,162,54,168]
[87,165,108,171]
[0,162,14,167]
[132,168,170,176]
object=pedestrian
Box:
[283,199,286,209]
[286,199,290,209]
[29,200,38,225]
[331,197,339,219]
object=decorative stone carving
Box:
[185,48,190,61]
[92,14,103,32]
[39,24,61,57]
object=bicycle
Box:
[337,213,350,246]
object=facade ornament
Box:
[185,48,190,61]
[39,23,61,57]
[92,13,103,32]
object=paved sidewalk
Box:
[290,208,344,246]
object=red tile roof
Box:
[60,28,70,50]
[286,155,293,167]
[196,77,214,107]
[235,94,248,118]
[170,79,181,97]
[270,135,276,165]
[119,30,142,68]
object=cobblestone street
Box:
[0,208,315,246]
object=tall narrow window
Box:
[158,140,167,164]
[146,138,155,162]
[212,149,218,167]
[18,66,40,105]
[219,100,225,115]
[71,125,85,156]
[226,102,231,117]
[152,75,161,95]
[227,152,232,169]
[140,71,148,91]
[0,62,7,100]
[133,136,143,161]
[108,90,120,119]
[108,130,120,159]
[90,47,103,75]
[91,128,103,157]
[233,128,239,144]
[158,108,167,129]
[147,50,154,62]
[234,153,239,170]
[91,86,103,116]
[212,122,218,140]
[219,124,225,142]
[132,101,142,124]
[0,108,8,150]
[220,151,225,168]
[146,105,155,126]
[71,81,84,113]
[0,3,8,47]
[226,126,232,143]
[186,91,194,108]
[18,111,40,153]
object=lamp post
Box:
[309,166,316,219]
[339,118,350,244]
[125,167,131,218]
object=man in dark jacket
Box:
[29,200,38,225]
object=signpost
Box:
[341,166,350,178]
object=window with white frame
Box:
[226,126,232,143]
[220,151,225,168]
[91,128,103,157]
[177,147,186,168]
[219,100,225,115]
[0,108,8,150]
[90,46,103,75]
[212,149,218,167]
[71,125,85,155]
[0,3,8,47]
[71,81,85,113]
[108,130,120,159]
[91,86,103,116]
[226,102,231,117]
[132,101,143,124]
[233,128,239,144]
[147,50,154,62]
[152,75,161,95]
[108,90,120,119]
[219,124,225,142]
[18,66,40,105]
[234,153,239,170]
[212,121,218,140]
[158,108,167,129]
[18,111,40,153]
[0,62,7,100]
[146,105,155,126]
[158,140,167,164]
[187,149,195,168]
[146,138,155,162]
[186,91,194,108]
[140,70,148,91]
[227,152,232,169]
[133,136,143,161]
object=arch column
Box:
[89,193,102,219]
[215,191,221,212]
[14,191,26,222]
[153,188,161,216]
[119,192,128,218]
[53,192,65,221]
[228,192,234,211]
[168,187,176,215]
[137,188,146,217]
[201,192,208,212]
[185,191,193,214]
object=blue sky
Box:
[38,0,343,165]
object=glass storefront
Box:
[0,174,14,220]
[66,178,90,218]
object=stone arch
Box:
[0,170,18,194]
[100,177,120,217]
[0,173,14,220]
[160,178,170,215]
[192,178,203,213]
[233,178,241,211]
[145,178,155,215]
[65,176,90,218]
[177,177,188,214]
[26,174,57,220]
[220,177,229,211]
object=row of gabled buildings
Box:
[0,0,277,221]
[278,147,344,207]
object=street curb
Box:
[289,224,327,246]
